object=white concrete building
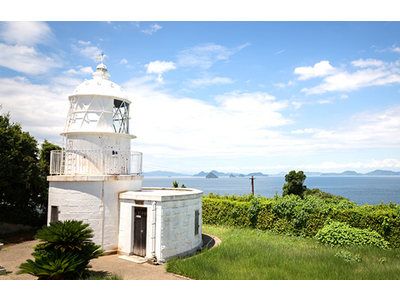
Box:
[48,55,203,262]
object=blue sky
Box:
[1,20,400,174]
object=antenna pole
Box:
[249,176,255,195]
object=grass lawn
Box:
[166,225,400,280]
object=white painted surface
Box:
[71,64,129,100]
[48,176,143,253]
[118,188,203,262]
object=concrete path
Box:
[0,234,220,280]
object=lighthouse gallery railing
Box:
[49,149,142,175]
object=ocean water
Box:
[142,176,400,206]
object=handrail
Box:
[50,149,142,175]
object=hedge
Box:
[202,194,400,248]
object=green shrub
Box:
[315,219,389,249]
[334,250,362,263]
[18,220,103,280]
[248,198,261,227]
[172,181,179,188]
[202,193,400,248]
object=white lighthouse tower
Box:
[48,54,143,253]
[48,55,203,262]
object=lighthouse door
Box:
[133,207,147,256]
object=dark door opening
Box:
[133,207,147,256]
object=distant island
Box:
[321,170,400,176]
[206,172,218,179]
[142,169,400,177]
[194,170,269,177]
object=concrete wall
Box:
[159,195,202,261]
[118,188,203,262]
[48,175,143,253]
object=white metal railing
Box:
[50,149,142,175]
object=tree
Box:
[282,170,307,198]
[39,139,61,178]
[0,110,46,226]
[172,180,179,188]
[39,139,61,215]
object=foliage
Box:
[315,219,389,249]
[39,139,61,177]
[38,139,61,217]
[334,250,362,263]
[247,198,261,227]
[18,220,103,280]
[181,184,186,188]
[282,170,307,198]
[18,250,89,280]
[0,111,46,226]
[172,181,179,188]
[304,188,347,201]
[202,193,400,248]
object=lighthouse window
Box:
[113,99,129,134]
[194,210,199,235]
[51,206,59,223]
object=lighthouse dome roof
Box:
[70,63,129,102]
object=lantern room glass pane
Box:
[113,99,129,134]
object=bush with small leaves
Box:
[315,219,389,249]
[334,250,362,263]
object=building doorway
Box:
[133,207,147,256]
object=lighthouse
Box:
[48,55,203,262]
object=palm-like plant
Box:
[18,220,103,279]
[18,251,89,280]
[33,220,102,254]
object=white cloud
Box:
[120,59,128,64]
[0,43,61,75]
[72,41,102,61]
[146,60,176,74]
[351,58,385,68]
[187,76,234,87]
[311,105,400,149]
[122,79,292,159]
[64,66,94,75]
[141,24,162,35]
[145,60,176,83]
[273,80,296,88]
[78,40,91,45]
[0,21,53,46]
[291,128,316,134]
[177,43,250,69]
[294,61,338,80]
[317,100,332,104]
[292,101,312,110]
[301,67,399,95]
[0,76,70,144]
[390,45,400,53]
[273,83,286,88]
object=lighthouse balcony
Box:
[49,149,142,176]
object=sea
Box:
[142,176,400,206]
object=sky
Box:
[1,19,400,175]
